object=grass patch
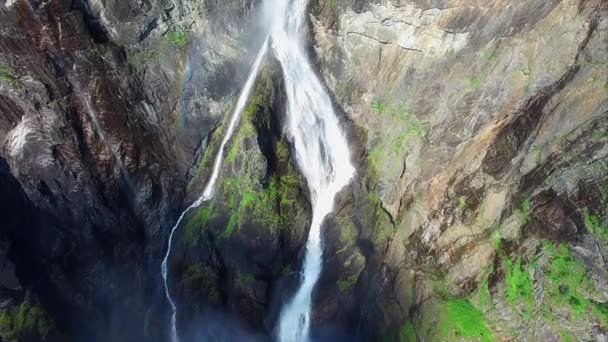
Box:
[515,196,532,225]
[0,302,53,340]
[219,172,298,239]
[502,255,534,315]
[369,101,427,157]
[163,31,188,47]
[127,30,189,72]
[184,205,215,246]
[467,76,482,89]
[583,208,607,243]
[437,298,494,342]
[541,241,598,319]
[337,274,358,293]
[0,64,18,87]
[457,196,466,210]
[399,321,416,342]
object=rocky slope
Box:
[0,0,606,341]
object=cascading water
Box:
[160,39,269,342]
[271,0,356,340]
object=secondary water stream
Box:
[160,39,269,342]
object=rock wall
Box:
[0,0,265,340]
[311,0,608,340]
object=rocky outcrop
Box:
[167,62,312,339]
[312,0,608,340]
[0,0,266,340]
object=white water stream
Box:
[160,39,269,342]
[161,0,354,339]
[271,0,356,340]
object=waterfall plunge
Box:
[160,0,355,339]
[160,39,269,342]
[272,0,356,340]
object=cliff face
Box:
[311,0,608,340]
[0,0,260,340]
[0,0,606,341]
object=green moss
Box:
[502,254,534,314]
[560,331,575,342]
[491,230,502,249]
[541,241,596,319]
[516,196,532,225]
[583,209,607,243]
[184,205,215,246]
[367,143,384,173]
[399,321,416,342]
[437,298,494,342]
[590,301,608,327]
[484,47,498,63]
[218,170,298,238]
[337,274,358,293]
[371,100,386,113]
[235,272,255,288]
[180,263,220,302]
[0,301,53,340]
[0,64,18,87]
[163,31,189,47]
[467,76,482,89]
[475,271,494,312]
[127,30,189,72]
[457,196,466,210]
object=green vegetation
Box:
[0,301,53,340]
[163,31,188,47]
[515,196,532,225]
[457,196,466,210]
[186,69,303,240]
[127,48,158,72]
[467,75,482,89]
[180,262,220,302]
[337,274,358,293]
[235,272,255,288]
[184,206,215,246]
[584,208,608,243]
[368,100,427,171]
[531,144,545,166]
[0,64,18,87]
[502,255,534,314]
[490,230,502,249]
[367,143,384,174]
[127,30,189,72]
[371,100,386,113]
[540,241,602,320]
[436,298,494,341]
[484,46,498,63]
[399,321,416,342]
[495,239,607,329]
[475,271,494,312]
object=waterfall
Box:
[271,0,356,340]
[160,39,269,342]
